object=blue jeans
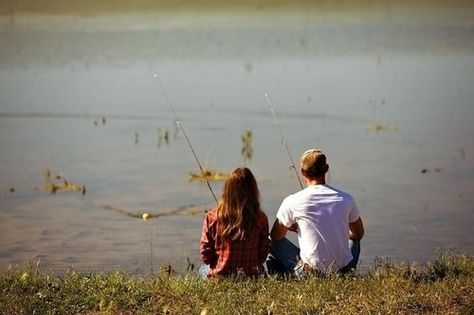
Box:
[198,264,209,279]
[266,238,361,275]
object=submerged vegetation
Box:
[188,170,228,182]
[241,130,254,162]
[36,169,86,195]
[365,122,399,133]
[1,252,473,314]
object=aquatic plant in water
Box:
[241,130,253,161]
[36,169,85,195]
[188,169,228,182]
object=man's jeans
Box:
[266,238,361,275]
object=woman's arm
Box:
[200,213,217,266]
[258,213,270,264]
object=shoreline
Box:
[1,251,473,314]
[1,246,471,277]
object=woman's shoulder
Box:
[205,208,218,219]
[256,209,269,223]
[203,208,219,230]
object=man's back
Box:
[268,149,364,275]
[277,184,360,271]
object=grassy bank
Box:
[1,252,473,314]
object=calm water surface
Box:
[0,3,473,274]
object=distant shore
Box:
[1,0,473,15]
[1,0,473,69]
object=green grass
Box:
[1,252,473,314]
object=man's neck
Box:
[306,177,325,186]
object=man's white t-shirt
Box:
[276,184,361,271]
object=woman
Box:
[200,167,269,278]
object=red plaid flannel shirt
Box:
[200,208,269,277]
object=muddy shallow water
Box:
[1,2,473,274]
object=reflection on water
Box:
[0,1,473,274]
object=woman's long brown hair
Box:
[216,167,261,241]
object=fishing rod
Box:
[264,93,304,190]
[154,74,218,204]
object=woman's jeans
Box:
[198,264,210,279]
[266,238,361,275]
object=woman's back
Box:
[199,167,269,278]
[200,208,269,277]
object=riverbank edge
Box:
[1,251,473,314]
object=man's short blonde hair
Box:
[300,149,328,178]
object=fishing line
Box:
[154,74,218,204]
[264,93,304,190]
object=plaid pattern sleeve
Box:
[199,209,270,277]
[200,210,218,267]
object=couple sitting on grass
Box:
[199,148,365,279]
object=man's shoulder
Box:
[282,189,306,203]
[325,184,354,199]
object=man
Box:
[267,149,364,275]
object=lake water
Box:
[1,2,473,274]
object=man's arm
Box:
[349,217,364,241]
[270,219,289,241]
